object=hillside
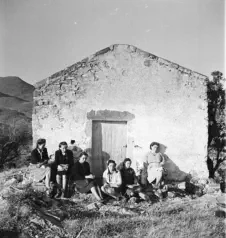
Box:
[0,76,34,102]
[0,77,34,117]
[0,77,33,158]
[0,94,32,118]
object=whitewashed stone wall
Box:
[33,44,208,180]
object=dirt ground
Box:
[0,168,225,238]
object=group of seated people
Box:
[30,138,166,202]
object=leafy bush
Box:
[207,71,226,178]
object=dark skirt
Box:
[75,179,96,193]
[56,171,68,176]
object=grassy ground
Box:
[62,195,225,238]
[0,168,225,238]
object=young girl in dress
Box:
[101,160,122,199]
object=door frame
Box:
[91,120,128,176]
[87,109,135,173]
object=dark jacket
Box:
[31,148,49,164]
[54,149,74,174]
[53,150,73,174]
[70,161,91,181]
[120,167,137,185]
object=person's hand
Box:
[90,174,95,179]
[57,165,63,171]
[127,185,134,189]
[36,163,41,168]
[41,165,46,169]
[86,174,95,179]
[62,164,69,170]
[110,183,119,188]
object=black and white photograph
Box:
[0,0,225,237]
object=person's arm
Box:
[102,171,108,185]
[67,151,74,173]
[55,151,64,171]
[159,153,165,166]
[31,150,39,165]
[84,162,95,179]
[73,162,86,180]
[40,148,49,166]
[110,171,122,187]
[116,171,122,186]
[69,151,74,167]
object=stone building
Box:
[33,44,208,180]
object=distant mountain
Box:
[0,77,34,146]
[0,77,34,167]
[0,77,34,118]
[0,76,34,102]
[0,93,32,118]
[0,108,31,125]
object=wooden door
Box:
[91,121,127,177]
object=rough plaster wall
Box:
[33,44,208,180]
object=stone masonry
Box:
[33,44,208,180]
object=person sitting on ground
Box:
[70,152,104,202]
[120,158,149,201]
[30,138,51,195]
[145,142,165,189]
[101,160,122,200]
[54,141,74,198]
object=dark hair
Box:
[79,151,88,158]
[59,141,68,148]
[123,158,131,164]
[150,142,159,149]
[107,160,116,166]
[36,138,46,148]
[70,140,75,144]
[122,158,132,169]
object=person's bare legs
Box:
[91,186,102,201]
[101,185,118,200]
[155,172,163,187]
[55,174,62,198]
[96,185,103,199]
[61,175,67,198]
[62,175,67,191]
[56,175,62,189]
[45,167,51,189]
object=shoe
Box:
[60,192,66,199]
[46,189,51,197]
[54,190,62,199]
[99,199,106,204]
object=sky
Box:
[0,0,225,85]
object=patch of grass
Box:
[63,196,226,238]
[0,174,225,238]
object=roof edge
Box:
[35,44,208,89]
